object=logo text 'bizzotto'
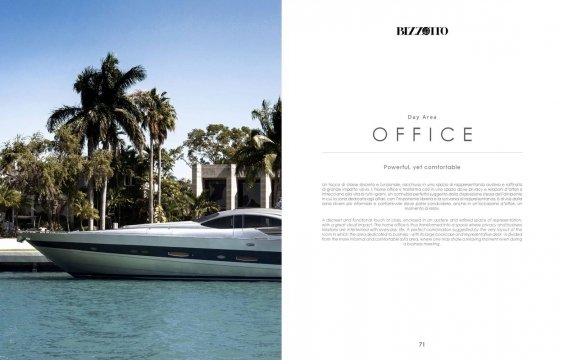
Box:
[397,27,448,36]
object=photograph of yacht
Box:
[18,208,281,280]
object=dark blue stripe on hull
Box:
[28,240,281,265]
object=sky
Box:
[0,0,280,178]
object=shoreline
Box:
[0,238,61,272]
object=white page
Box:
[283,0,563,359]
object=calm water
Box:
[0,273,280,360]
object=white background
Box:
[283,0,563,358]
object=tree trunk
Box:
[149,138,154,223]
[158,145,162,207]
[87,138,95,231]
[274,168,282,207]
[100,144,111,231]
[67,193,71,231]
[101,176,107,230]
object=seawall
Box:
[0,238,61,271]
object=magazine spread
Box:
[284,1,563,358]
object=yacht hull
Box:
[24,231,281,280]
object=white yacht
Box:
[17,208,281,280]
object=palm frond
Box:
[117,65,146,91]
[47,106,83,132]
[251,134,274,150]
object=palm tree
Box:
[132,88,176,223]
[0,182,21,211]
[72,192,99,231]
[96,54,145,230]
[48,68,101,230]
[48,53,146,230]
[154,93,176,208]
[234,98,282,205]
[189,191,220,219]
[0,183,21,235]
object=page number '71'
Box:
[419,341,425,347]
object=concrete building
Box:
[192,164,273,210]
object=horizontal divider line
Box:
[322,151,523,154]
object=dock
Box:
[0,238,61,271]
